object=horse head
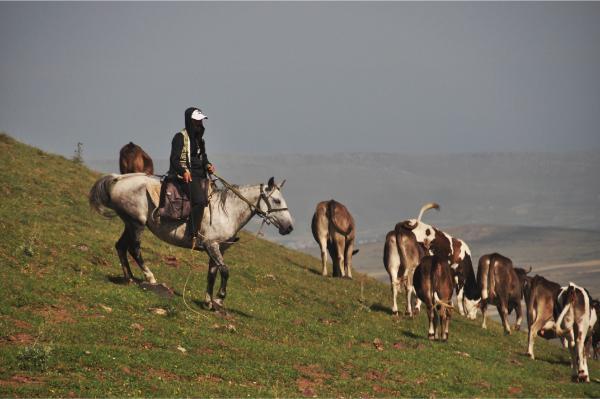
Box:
[259,177,294,235]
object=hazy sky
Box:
[1,2,599,160]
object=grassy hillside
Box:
[0,133,598,397]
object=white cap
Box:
[191,109,207,121]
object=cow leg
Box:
[576,324,590,382]
[405,269,420,317]
[456,286,465,316]
[335,237,346,278]
[566,330,578,381]
[318,236,328,277]
[384,233,401,316]
[344,240,354,279]
[115,229,134,282]
[481,301,488,329]
[499,303,511,335]
[442,309,451,342]
[427,304,435,340]
[126,222,156,284]
[513,301,523,331]
[527,317,544,359]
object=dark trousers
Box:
[186,178,209,236]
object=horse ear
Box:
[267,176,275,190]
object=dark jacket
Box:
[168,108,211,179]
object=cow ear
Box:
[267,176,275,190]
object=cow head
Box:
[463,297,480,320]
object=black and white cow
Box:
[554,283,597,383]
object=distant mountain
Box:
[87,151,600,249]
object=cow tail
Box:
[555,285,578,336]
[89,174,119,218]
[488,255,497,301]
[327,199,353,237]
[416,202,440,222]
[479,256,489,301]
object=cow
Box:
[587,299,600,360]
[383,202,437,316]
[525,274,563,360]
[554,283,596,382]
[119,142,154,175]
[384,202,480,318]
[477,253,530,334]
[413,255,455,341]
[311,200,359,278]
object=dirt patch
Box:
[139,282,174,298]
[296,378,317,397]
[163,255,180,268]
[372,384,398,395]
[197,374,223,383]
[508,386,522,395]
[294,364,332,381]
[0,375,45,386]
[364,370,387,381]
[35,305,75,324]
[147,368,182,381]
[1,333,34,345]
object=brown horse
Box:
[119,142,154,175]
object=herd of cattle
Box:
[119,142,598,383]
[312,199,600,383]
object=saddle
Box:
[157,177,191,221]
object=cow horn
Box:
[279,179,286,189]
[526,266,532,274]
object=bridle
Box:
[256,181,288,229]
[211,173,289,230]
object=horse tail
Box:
[89,174,119,218]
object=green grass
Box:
[0,132,598,397]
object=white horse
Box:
[89,173,294,310]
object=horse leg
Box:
[115,229,134,282]
[126,222,156,284]
[216,263,230,308]
[206,243,226,309]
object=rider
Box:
[168,107,215,240]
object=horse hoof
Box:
[203,301,213,310]
[428,334,435,341]
[392,311,399,317]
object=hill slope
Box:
[1,134,598,397]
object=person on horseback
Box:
[168,107,215,240]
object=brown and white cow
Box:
[383,202,437,316]
[119,142,154,175]
[525,274,563,359]
[554,283,596,382]
[311,200,359,278]
[477,253,530,334]
[384,203,480,317]
[413,255,455,341]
